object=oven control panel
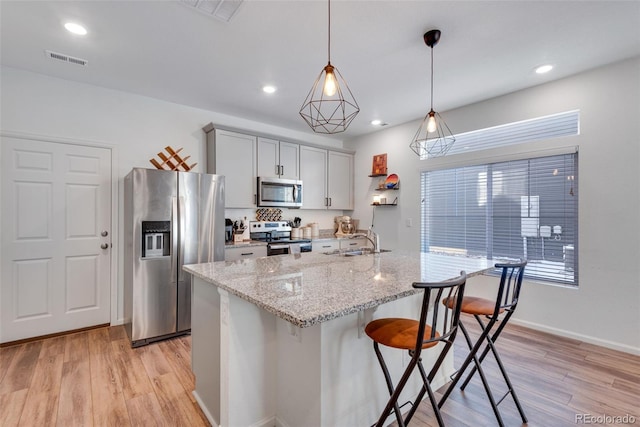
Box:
[249,221,291,232]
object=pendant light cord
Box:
[327,0,331,63]
[430,45,434,111]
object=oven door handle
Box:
[269,244,291,250]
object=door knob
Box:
[101,231,109,237]
[100,243,109,249]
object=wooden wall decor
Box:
[371,153,387,176]
[150,146,197,171]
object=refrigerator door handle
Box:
[171,196,179,282]
[178,196,186,281]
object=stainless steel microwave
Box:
[257,177,303,208]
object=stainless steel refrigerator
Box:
[124,168,225,347]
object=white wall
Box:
[345,57,640,354]
[0,66,342,325]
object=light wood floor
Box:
[1,321,639,426]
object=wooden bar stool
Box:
[365,272,467,427]
[439,261,527,427]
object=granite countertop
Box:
[224,240,268,249]
[184,251,494,328]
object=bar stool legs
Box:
[439,261,528,427]
[366,273,467,427]
[458,315,528,423]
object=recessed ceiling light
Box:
[535,64,553,74]
[64,22,87,36]
[371,120,382,126]
[262,85,276,94]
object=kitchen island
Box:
[184,250,493,427]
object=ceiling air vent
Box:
[179,0,244,23]
[45,50,88,67]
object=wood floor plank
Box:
[63,332,89,363]
[39,336,66,360]
[18,390,59,427]
[158,338,195,397]
[150,372,208,427]
[0,345,21,384]
[110,339,154,401]
[87,327,112,355]
[138,343,173,379]
[19,354,64,427]
[0,341,42,395]
[125,392,166,427]
[89,348,130,426]
[0,389,28,427]
[56,359,93,427]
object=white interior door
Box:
[1,136,112,343]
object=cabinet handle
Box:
[329,197,332,207]
[322,245,332,248]
[280,165,284,175]
[276,165,280,175]
[241,252,254,256]
[254,194,257,204]
[348,242,358,246]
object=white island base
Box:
[191,276,455,427]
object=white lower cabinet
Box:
[340,237,370,250]
[224,245,267,261]
[313,240,340,253]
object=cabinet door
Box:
[327,151,354,210]
[215,130,256,208]
[257,137,280,178]
[279,141,299,179]
[299,145,328,209]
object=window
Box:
[420,112,580,286]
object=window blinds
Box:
[421,153,578,286]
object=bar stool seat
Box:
[365,272,467,427]
[445,296,505,316]
[365,318,440,350]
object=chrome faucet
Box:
[350,229,380,253]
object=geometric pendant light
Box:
[299,0,359,134]
[409,29,456,158]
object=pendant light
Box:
[299,0,359,134]
[410,29,455,158]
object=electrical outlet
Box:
[406,218,413,227]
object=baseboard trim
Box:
[0,323,111,348]
[510,318,640,356]
[192,391,219,427]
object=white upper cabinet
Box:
[207,124,353,211]
[300,146,353,210]
[215,130,257,208]
[299,145,328,209]
[328,151,354,210]
[257,137,299,180]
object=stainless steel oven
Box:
[249,221,311,256]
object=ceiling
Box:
[2,1,639,140]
